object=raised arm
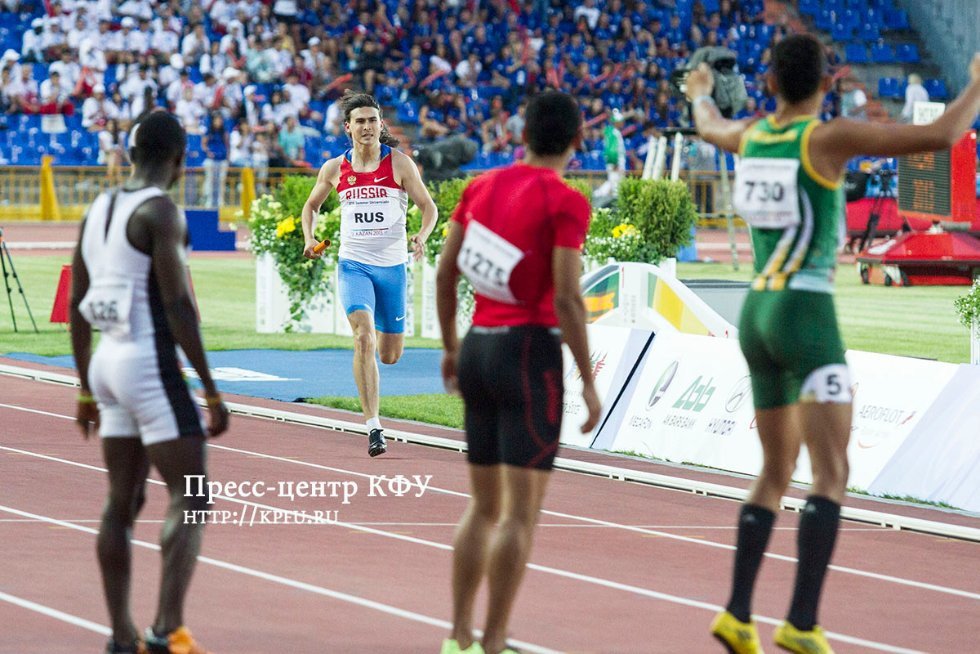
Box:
[395,149,438,261]
[686,63,757,153]
[815,54,980,169]
[301,157,340,259]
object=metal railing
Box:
[0,164,740,226]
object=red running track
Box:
[1,373,978,653]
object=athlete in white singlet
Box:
[71,111,228,654]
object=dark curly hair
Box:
[341,90,400,147]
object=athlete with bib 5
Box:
[71,110,229,654]
[436,91,602,654]
[302,90,437,457]
[688,36,980,654]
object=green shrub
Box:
[585,179,696,264]
[953,278,980,327]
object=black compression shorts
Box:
[457,326,564,470]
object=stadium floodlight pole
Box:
[715,151,740,272]
[0,227,39,333]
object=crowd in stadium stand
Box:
[0,0,850,173]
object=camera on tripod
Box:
[669,46,749,120]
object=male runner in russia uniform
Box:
[302,91,437,457]
[71,110,229,654]
[436,91,602,654]
[687,36,980,654]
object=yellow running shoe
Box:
[440,639,485,654]
[773,622,835,654]
[710,610,765,654]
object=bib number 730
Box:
[734,158,802,229]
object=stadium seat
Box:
[845,43,869,64]
[815,8,834,31]
[857,22,880,41]
[870,42,895,63]
[877,77,901,99]
[895,43,920,63]
[924,78,948,100]
[885,8,910,30]
[831,22,854,42]
[798,0,820,18]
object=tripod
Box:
[0,227,39,333]
[857,167,896,252]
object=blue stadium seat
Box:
[396,100,420,125]
[870,42,895,63]
[885,8,910,30]
[814,8,834,31]
[857,22,880,41]
[798,0,820,17]
[877,77,901,99]
[895,43,920,63]
[845,43,869,64]
[831,22,854,42]
[924,78,948,100]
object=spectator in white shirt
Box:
[39,70,74,114]
[41,21,68,57]
[200,41,228,78]
[181,23,209,67]
[9,65,38,113]
[194,72,221,110]
[82,84,118,130]
[175,86,205,134]
[49,48,81,91]
[574,0,600,30]
[158,53,184,90]
[228,119,254,166]
[901,73,930,122]
[22,19,46,63]
[152,29,180,57]
[152,6,183,37]
[210,0,236,30]
[272,0,298,22]
[120,65,157,103]
[166,68,192,108]
[117,0,152,21]
[282,72,311,114]
[67,15,94,52]
[97,117,127,180]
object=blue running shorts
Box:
[338,258,407,334]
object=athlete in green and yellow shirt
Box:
[686,35,980,654]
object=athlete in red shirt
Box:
[436,91,602,654]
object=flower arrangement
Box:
[246,175,339,330]
[585,179,697,266]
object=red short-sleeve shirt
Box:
[450,163,591,327]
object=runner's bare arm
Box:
[436,220,464,392]
[815,54,980,171]
[395,150,438,261]
[69,218,98,438]
[142,197,228,436]
[302,157,341,259]
[69,218,92,396]
[553,246,601,433]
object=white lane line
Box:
[0,446,936,653]
[2,400,978,603]
[0,590,111,636]
[0,504,557,654]
[3,401,979,602]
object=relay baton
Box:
[313,239,330,254]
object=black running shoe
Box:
[368,428,387,457]
[105,638,145,653]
